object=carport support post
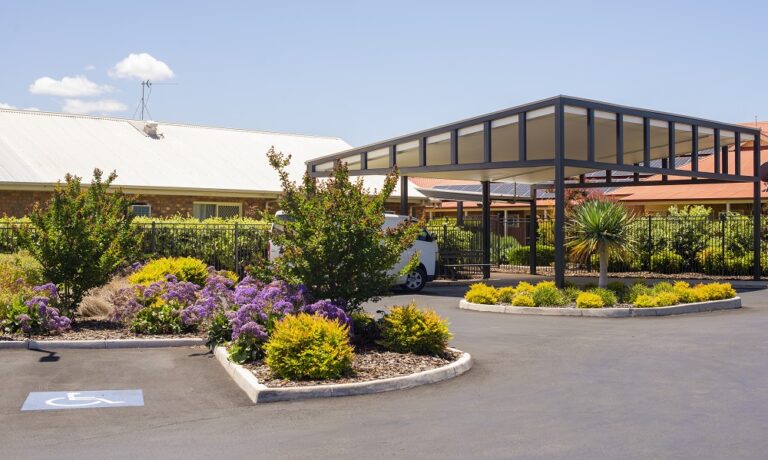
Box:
[482,181,491,279]
[400,175,409,216]
[753,137,762,280]
[554,103,566,288]
[530,187,537,275]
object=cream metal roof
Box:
[0,108,424,199]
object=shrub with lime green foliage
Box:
[576,292,604,308]
[531,282,567,307]
[0,251,43,306]
[651,282,674,294]
[129,257,209,286]
[464,283,498,305]
[506,245,556,266]
[379,303,452,356]
[588,288,617,307]
[511,294,535,307]
[515,281,535,295]
[563,286,581,302]
[693,282,736,301]
[654,292,680,307]
[633,294,658,308]
[497,286,517,304]
[264,313,354,380]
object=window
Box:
[130,204,151,217]
[193,202,242,219]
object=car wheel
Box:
[402,266,427,293]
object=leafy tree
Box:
[22,169,141,308]
[266,148,420,311]
[566,198,637,288]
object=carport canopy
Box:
[305,96,763,285]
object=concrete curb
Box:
[214,345,473,404]
[459,297,742,317]
[0,337,205,350]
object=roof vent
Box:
[143,121,162,139]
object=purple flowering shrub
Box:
[0,283,71,335]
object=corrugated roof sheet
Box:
[0,108,424,198]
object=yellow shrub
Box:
[511,294,536,307]
[576,292,604,308]
[515,281,535,294]
[264,313,354,380]
[379,303,452,355]
[633,294,658,308]
[465,283,499,305]
[129,257,209,286]
[497,286,517,304]
[655,292,680,307]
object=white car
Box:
[268,211,437,292]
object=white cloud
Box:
[0,102,16,109]
[24,107,41,111]
[62,99,126,114]
[29,75,112,97]
[84,64,96,71]
[109,53,175,81]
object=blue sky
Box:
[1,0,765,146]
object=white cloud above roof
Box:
[109,53,175,81]
[0,102,15,109]
[29,75,113,97]
[62,99,127,114]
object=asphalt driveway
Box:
[1,286,767,459]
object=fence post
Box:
[151,221,157,254]
[234,222,240,276]
[646,215,652,271]
[720,214,726,269]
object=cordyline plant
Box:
[22,169,142,309]
[566,197,637,288]
[266,148,420,312]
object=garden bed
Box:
[242,347,462,388]
[0,319,204,342]
[215,346,472,403]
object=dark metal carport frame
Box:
[306,96,763,286]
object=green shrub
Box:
[651,250,683,273]
[129,257,209,286]
[606,281,628,303]
[350,311,379,347]
[628,282,651,302]
[562,286,581,302]
[130,301,188,334]
[633,294,658,308]
[576,292,604,308]
[206,311,233,350]
[651,282,674,294]
[0,251,43,306]
[379,303,452,356]
[496,286,517,304]
[531,282,567,306]
[696,246,725,275]
[588,288,617,307]
[464,283,498,304]
[506,245,555,266]
[264,313,354,380]
[511,294,535,307]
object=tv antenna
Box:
[135,80,178,120]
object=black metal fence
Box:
[2,215,764,279]
[426,214,765,279]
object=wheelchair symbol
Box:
[45,392,125,407]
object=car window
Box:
[416,228,434,242]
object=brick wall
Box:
[0,190,272,219]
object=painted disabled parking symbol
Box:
[21,390,144,411]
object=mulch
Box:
[0,319,204,341]
[243,348,462,388]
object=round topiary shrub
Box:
[511,294,535,307]
[531,282,567,306]
[576,292,604,308]
[129,257,209,286]
[379,303,452,356]
[587,288,617,307]
[464,283,498,305]
[264,313,354,380]
[633,294,658,308]
[497,286,517,304]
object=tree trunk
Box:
[598,244,608,288]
